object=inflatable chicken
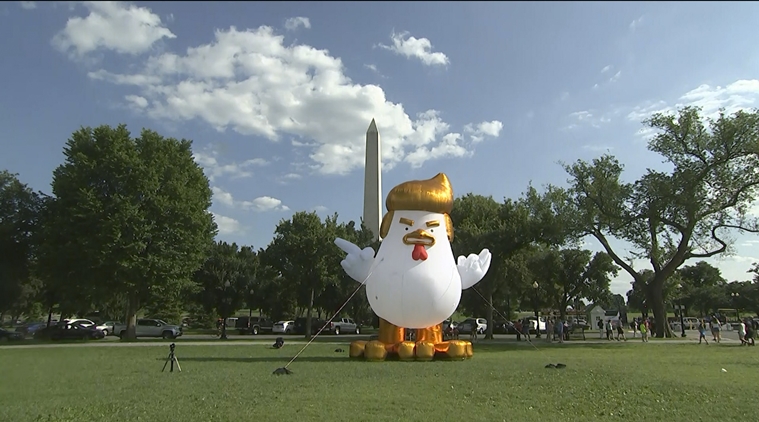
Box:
[335,173,491,361]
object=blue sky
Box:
[1,1,758,295]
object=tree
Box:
[0,170,42,320]
[194,241,248,339]
[452,194,534,339]
[265,211,331,338]
[43,124,216,339]
[319,219,375,324]
[676,261,727,317]
[562,107,759,337]
[528,248,617,320]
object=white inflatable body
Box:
[365,210,461,329]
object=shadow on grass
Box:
[157,356,348,363]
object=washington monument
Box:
[363,119,382,241]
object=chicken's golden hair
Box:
[379,173,454,241]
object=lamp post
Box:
[676,284,686,338]
[532,281,541,339]
[220,280,231,340]
[731,292,740,321]
[248,289,255,319]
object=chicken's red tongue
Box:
[412,244,428,261]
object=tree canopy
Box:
[38,124,216,338]
[560,106,759,337]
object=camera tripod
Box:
[162,343,182,373]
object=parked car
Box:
[35,322,105,341]
[113,319,183,339]
[95,321,119,336]
[458,318,487,334]
[63,318,97,328]
[15,321,52,338]
[0,327,25,342]
[442,320,458,332]
[526,317,546,334]
[492,320,516,334]
[272,320,295,334]
[234,316,274,335]
[327,318,360,335]
[293,317,329,335]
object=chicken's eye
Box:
[430,229,434,233]
[405,227,409,231]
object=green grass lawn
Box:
[1,341,757,422]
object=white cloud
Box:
[627,80,759,137]
[364,63,386,78]
[464,120,504,143]
[629,16,644,31]
[19,1,36,10]
[284,16,310,31]
[77,25,496,175]
[211,212,241,235]
[313,205,328,212]
[125,94,148,109]
[378,31,449,67]
[193,147,269,181]
[52,1,175,57]
[212,186,289,212]
[601,65,612,74]
[582,145,614,152]
[249,196,289,212]
[564,110,611,130]
[609,70,622,83]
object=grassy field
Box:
[1,341,757,422]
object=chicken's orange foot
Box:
[350,339,390,361]
[348,339,474,361]
[433,340,473,360]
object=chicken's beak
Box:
[402,229,436,247]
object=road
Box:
[0,329,747,350]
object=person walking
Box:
[556,318,565,343]
[748,319,758,346]
[605,320,613,341]
[640,319,649,342]
[597,319,604,339]
[546,318,554,343]
[738,319,747,346]
[697,319,709,345]
[514,320,522,341]
[631,319,638,338]
[711,316,722,344]
[616,320,626,341]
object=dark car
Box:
[15,321,53,338]
[492,320,516,334]
[34,322,105,341]
[293,317,329,335]
[234,316,274,335]
[0,327,25,342]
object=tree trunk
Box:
[221,317,228,339]
[46,308,53,327]
[485,292,494,340]
[304,287,315,340]
[649,285,676,338]
[124,293,139,340]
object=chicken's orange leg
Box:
[414,323,473,360]
[350,318,405,360]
